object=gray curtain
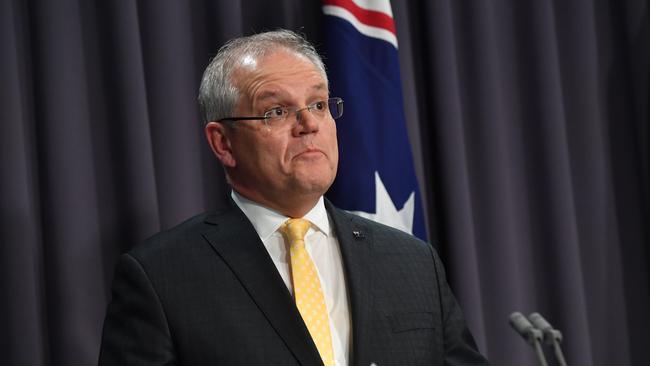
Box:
[396,1,649,365]
[1,0,647,365]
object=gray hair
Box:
[198,29,328,124]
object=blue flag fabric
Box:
[322,0,427,240]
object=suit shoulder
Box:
[127,211,218,261]
[335,208,434,255]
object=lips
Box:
[294,148,326,159]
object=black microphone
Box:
[529,313,568,366]
[509,312,548,366]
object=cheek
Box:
[262,138,292,170]
[326,126,339,160]
[233,135,270,169]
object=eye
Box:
[265,107,286,118]
[313,101,326,111]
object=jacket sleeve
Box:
[428,245,491,365]
[98,253,177,365]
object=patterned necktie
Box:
[280,218,335,366]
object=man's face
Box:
[207,50,339,215]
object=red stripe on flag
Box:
[323,0,396,35]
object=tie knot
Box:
[280,218,311,244]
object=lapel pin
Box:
[352,230,365,239]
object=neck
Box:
[232,187,320,218]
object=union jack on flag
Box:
[323,0,427,240]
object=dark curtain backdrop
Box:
[1,1,647,365]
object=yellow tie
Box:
[280,218,335,366]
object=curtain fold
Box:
[1,2,47,364]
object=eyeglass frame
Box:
[217,97,344,126]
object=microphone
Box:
[510,312,543,344]
[529,313,568,366]
[509,312,548,366]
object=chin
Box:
[293,175,334,196]
[289,162,336,192]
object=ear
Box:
[205,122,236,168]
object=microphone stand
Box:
[533,340,548,366]
[529,312,568,366]
[509,312,549,366]
[551,340,568,366]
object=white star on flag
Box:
[350,171,415,234]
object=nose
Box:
[294,108,320,135]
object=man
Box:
[99,30,489,365]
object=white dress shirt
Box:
[231,191,351,366]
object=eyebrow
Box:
[312,82,327,90]
[256,83,329,103]
[311,83,328,92]
[256,91,283,102]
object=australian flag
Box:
[322,0,427,240]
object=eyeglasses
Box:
[218,97,344,128]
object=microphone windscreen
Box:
[509,312,534,335]
[529,312,552,331]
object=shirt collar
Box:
[231,190,331,241]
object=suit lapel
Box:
[325,200,374,366]
[201,204,324,366]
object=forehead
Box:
[232,50,328,102]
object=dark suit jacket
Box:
[99,199,489,365]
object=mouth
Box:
[294,148,326,159]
